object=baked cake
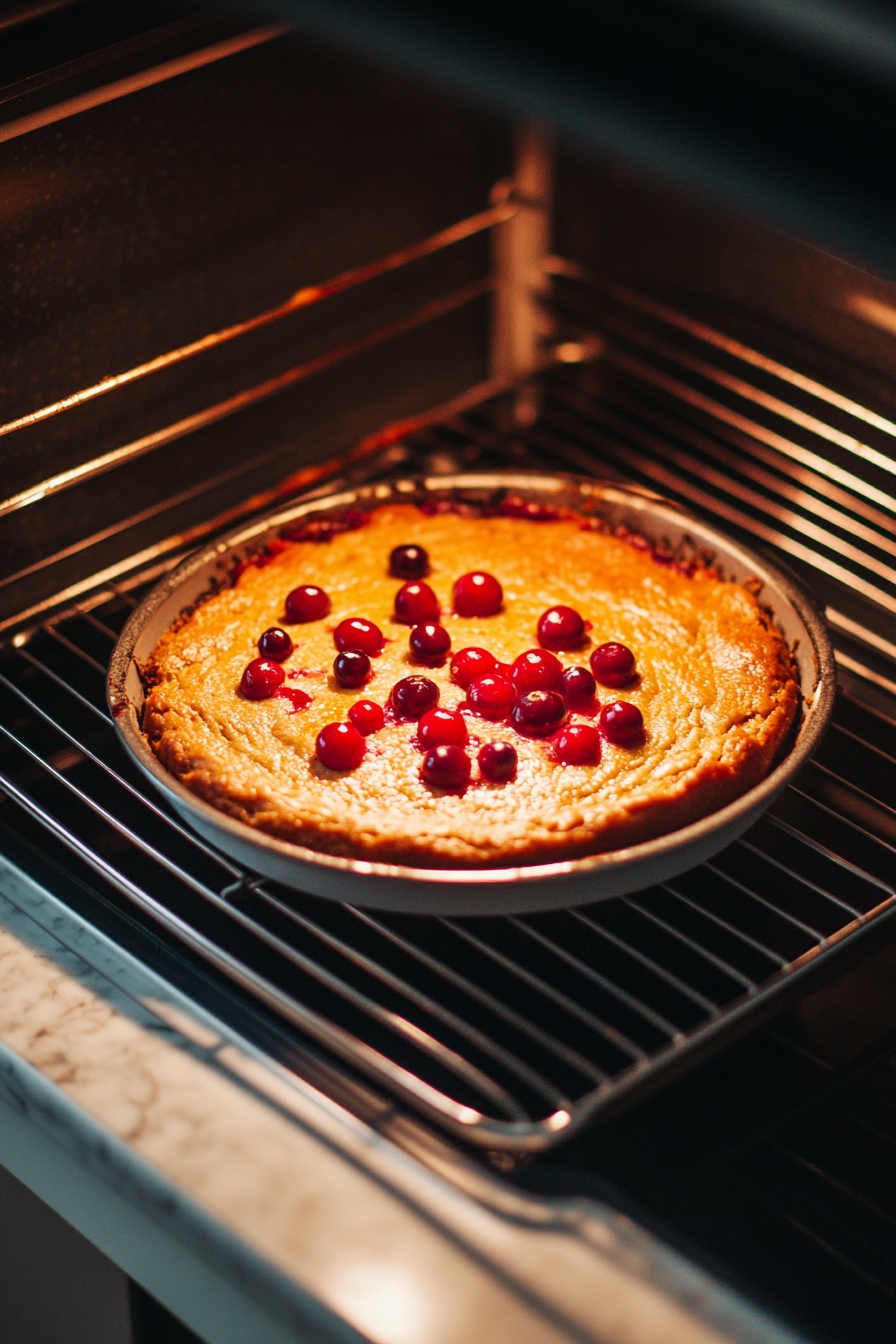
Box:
[142,501,800,868]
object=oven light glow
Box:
[547,1108,571,1130]
[845,293,896,336]
[555,341,587,363]
[555,335,605,363]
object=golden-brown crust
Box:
[143,505,800,868]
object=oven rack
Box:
[668,1030,896,1341]
[0,192,514,633]
[1,346,895,1150]
[545,269,896,652]
[545,968,896,1344]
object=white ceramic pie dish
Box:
[108,472,835,915]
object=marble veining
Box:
[0,880,581,1344]
[0,858,801,1344]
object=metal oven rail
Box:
[1,284,894,1149]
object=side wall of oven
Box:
[0,25,512,625]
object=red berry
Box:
[390,544,430,579]
[511,649,563,694]
[316,722,366,770]
[600,701,644,744]
[419,708,468,748]
[285,585,330,622]
[590,642,635,688]
[391,675,439,719]
[334,618,384,656]
[348,700,385,735]
[239,658,285,700]
[559,665,597,707]
[394,581,439,624]
[467,673,515,720]
[257,627,293,661]
[333,650,371,688]
[346,693,386,736]
[478,741,517,782]
[453,571,503,617]
[450,646,498,687]
[421,744,471,789]
[409,623,451,667]
[537,605,585,651]
[555,723,601,764]
[511,690,567,738]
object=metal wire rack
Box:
[538,968,896,1343]
[544,271,896,669]
[716,1039,896,1325]
[2,280,896,1148]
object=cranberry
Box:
[316,722,366,770]
[421,744,471,790]
[257,627,294,661]
[600,701,644,744]
[419,708,468,748]
[478,741,517,782]
[453,571,503,617]
[560,665,597,708]
[555,723,601,764]
[285,585,330,622]
[467,673,515,720]
[390,544,430,579]
[391,675,439,719]
[394,581,439,624]
[348,699,385,735]
[409,623,451,666]
[333,650,371,688]
[450,646,498,687]
[537,605,585,651]
[590,642,636,688]
[511,690,567,738]
[511,649,563,694]
[239,658,285,700]
[334,618,384,656]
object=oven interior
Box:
[1,9,894,1343]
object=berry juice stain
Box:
[275,687,312,713]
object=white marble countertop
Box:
[0,852,804,1344]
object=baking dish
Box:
[108,471,835,914]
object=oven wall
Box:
[0,23,512,623]
[554,146,896,403]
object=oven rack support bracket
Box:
[491,120,556,426]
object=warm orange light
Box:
[847,292,896,336]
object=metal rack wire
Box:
[0,199,513,634]
[541,966,896,1343]
[1,284,895,1148]
[645,1024,894,1343]
[544,271,896,670]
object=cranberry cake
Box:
[142,503,799,868]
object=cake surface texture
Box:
[143,503,800,868]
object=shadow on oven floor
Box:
[513,939,896,1344]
